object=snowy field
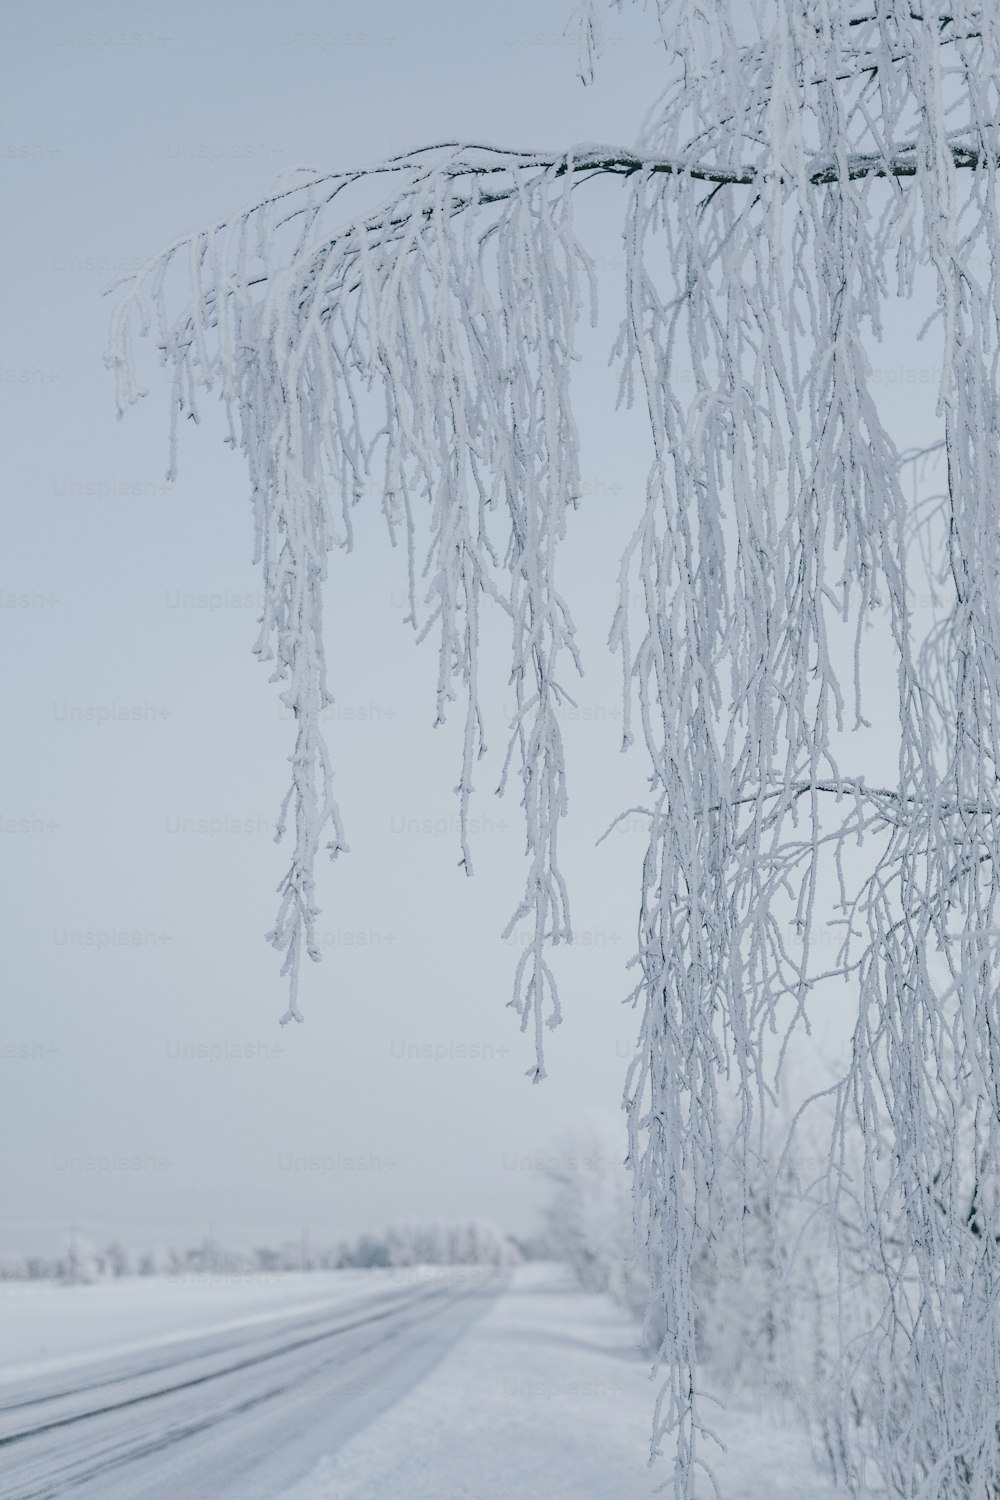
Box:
[1,1264,846,1499]
[0,1268,391,1381]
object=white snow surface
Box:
[274,1262,847,1500]
[0,1264,848,1497]
[0,1268,382,1383]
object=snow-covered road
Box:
[0,1272,501,1499]
[0,1266,849,1499]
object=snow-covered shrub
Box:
[544,1108,882,1467]
[101,1241,133,1278]
[384,1218,519,1268]
[824,1107,1000,1498]
[60,1234,100,1285]
[137,1247,170,1276]
[689,1109,858,1441]
[542,1120,660,1347]
[336,1233,392,1269]
[334,1219,519,1270]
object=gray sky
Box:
[1,1,940,1254]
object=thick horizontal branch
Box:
[288,137,994,193]
[542,140,993,188]
[327,136,995,191]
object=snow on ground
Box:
[0,1265,849,1497]
[274,1262,847,1500]
[0,1268,389,1383]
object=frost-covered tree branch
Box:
[108,1,1000,1494]
[109,143,593,1068]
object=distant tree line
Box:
[0,1218,534,1283]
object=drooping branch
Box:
[108,146,592,1074]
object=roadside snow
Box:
[274,1262,846,1500]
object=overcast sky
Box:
[1,1,942,1255]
